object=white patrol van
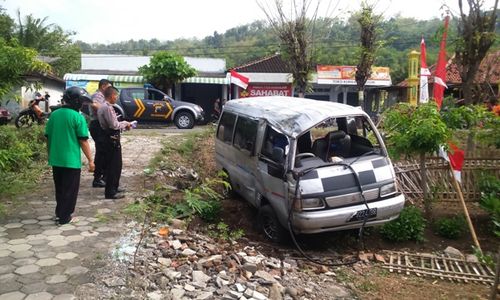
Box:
[215,96,405,242]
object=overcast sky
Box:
[1,0,498,44]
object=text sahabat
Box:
[249,89,291,97]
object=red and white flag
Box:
[419,37,430,103]
[439,142,465,183]
[433,16,450,110]
[230,70,250,89]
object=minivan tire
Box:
[258,205,289,243]
[174,111,195,129]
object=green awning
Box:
[107,75,144,83]
[183,76,229,84]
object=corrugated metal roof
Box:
[224,97,367,137]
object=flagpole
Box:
[447,161,482,252]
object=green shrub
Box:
[433,216,467,239]
[0,126,47,197]
[477,172,500,237]
[380,206,426,242]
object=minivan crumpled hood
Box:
[298,156,394,198]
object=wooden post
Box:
[448,162,482,252]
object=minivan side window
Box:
[148,90,165,100]
[217,112,236,143]
[233,116,258,156]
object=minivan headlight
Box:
[300,198,325,210]
[380,183,397,197]
[194,105,203,112]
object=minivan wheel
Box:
[174,111,195,129]
[258,205,289,243]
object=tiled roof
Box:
[232,53,291,73]
[397,50,500,87]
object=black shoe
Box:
[117,187,126,193]
[92,179,106,188]
[105,193,125,199]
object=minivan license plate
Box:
[348,208,377,222]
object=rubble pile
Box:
[90,221,353,300]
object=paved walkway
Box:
[0,133,164,300]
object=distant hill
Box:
[76,15,498,83]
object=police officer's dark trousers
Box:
[52,166,80,224]
[103,131,122,197]
[89,120,106,181]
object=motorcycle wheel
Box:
[15,113,35,128]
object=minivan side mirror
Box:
[272,147,285,164]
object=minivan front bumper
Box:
[291,194,405,234]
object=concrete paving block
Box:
[7,238,28,245]
[46,274,69,284]
[21,219,39,225]
[12,257,37,266]
[74,221,90,226]
[35,251,57,259]
[28,239,47,246]
[0,226,6,232]
[14,272,44,284]
[48,240,69,247]
[0,291,26,300]
[75,225,92,231]
[95,226,111,232]
[23,229,44,236]
[14,264,40,275]
[0,272,17,283]
[0,249,12,257]
[56,252,78,260]
[38,220,57,226]
[40,265,66,276]
[41,229,63,236]
[53,294,76,300]
[8,244,32,252]
[0,264,15,274]
[46,283,74,295]
[22,224,42,230]
[21,281,49,294]
[4,223,23,229]
[97,208,112,214]
[80,231,99,237]
[46,235,66,241]
[65,235,84,242]
[10,250,34,259]
[25,291,53,300]
[86,217,98,223]
[58,224,76,231]
[64,266,89,276]
[36,258,61,267]
[26,234,48,241]
[0,231,7,237]
[37,215,53,221]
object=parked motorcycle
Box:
[15,93,60,128]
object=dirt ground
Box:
[178,126,499,300]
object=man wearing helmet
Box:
[97,86,131,199]
[45,87,95,225]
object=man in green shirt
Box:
[45,87,94,225]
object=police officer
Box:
[97,86,131,199]
[89,79,112,188]
[45,87,95,225]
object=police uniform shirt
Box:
[90,90,105,121]
[97,102,128,131]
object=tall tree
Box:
[258,0,323,97]
[455,0,499,104]
[0,5,14,40]
[139,51,197,96]
[15,11,80,77]
[0,39,50,100]
[355,2,381,110]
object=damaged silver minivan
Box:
[215,96,405,242]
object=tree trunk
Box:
[358,90,365,110]
[463,76,475,105]
[420,152,431,219]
